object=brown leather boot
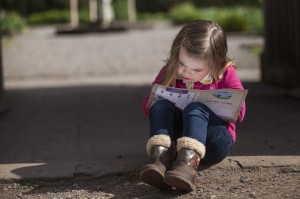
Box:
[140,135,175,189]
[164,137,205,191]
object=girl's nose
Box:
[184,68,192,75]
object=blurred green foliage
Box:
[135,0,261,13]
[169,3,200,24]
[0,11,26,35]
[1,0,76,16]
[137,12,169,22]
[113,0,128,21]
[169,3,263,34]
[27,9,90,25]
[1,0,263,34]
[1,0,262,16]
[27,10,69,25]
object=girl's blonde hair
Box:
[162,19,233,86]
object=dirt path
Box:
[1,166,299,199]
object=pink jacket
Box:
[142,65,246,142]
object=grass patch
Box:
[1,11,26,35]
[27,9,90,25]
[169,3,263,34]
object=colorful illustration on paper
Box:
[213,91,232,100]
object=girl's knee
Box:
[202,131,234,165]
[184,102,208,113]
[151,99,175,110]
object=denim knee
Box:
[201,130,234,165]
[149,99,182,138]
[183,102,210,115]
[151,99,175,112]
[184,102,223,122]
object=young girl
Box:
[140,20,246,191]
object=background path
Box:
[3,24,261,88]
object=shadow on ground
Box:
[18,171,187,199]
[0,82,299,179]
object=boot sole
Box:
[164,174,195,191]
[140,167,170,190]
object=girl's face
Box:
[177,46,210,83]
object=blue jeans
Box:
[149,99,234,166]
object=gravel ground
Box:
[1,166,299,199]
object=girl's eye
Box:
[194,69,201,72]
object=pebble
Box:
[249,191,256,197]
[66,194,72,199]
[240,176,251,183]
[73,183,79,188]
[105,193,114,197]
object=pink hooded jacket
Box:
[142,65,246,143]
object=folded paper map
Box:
[146,84,248,123]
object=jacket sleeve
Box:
[142,65,168,116]
[219,66,246,123]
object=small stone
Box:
[240,176,251,183]
[73,183,80,188]
[105,193,114,197]
[66,194,72,199]
[249,191,256,197]
[190,191,196,195]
